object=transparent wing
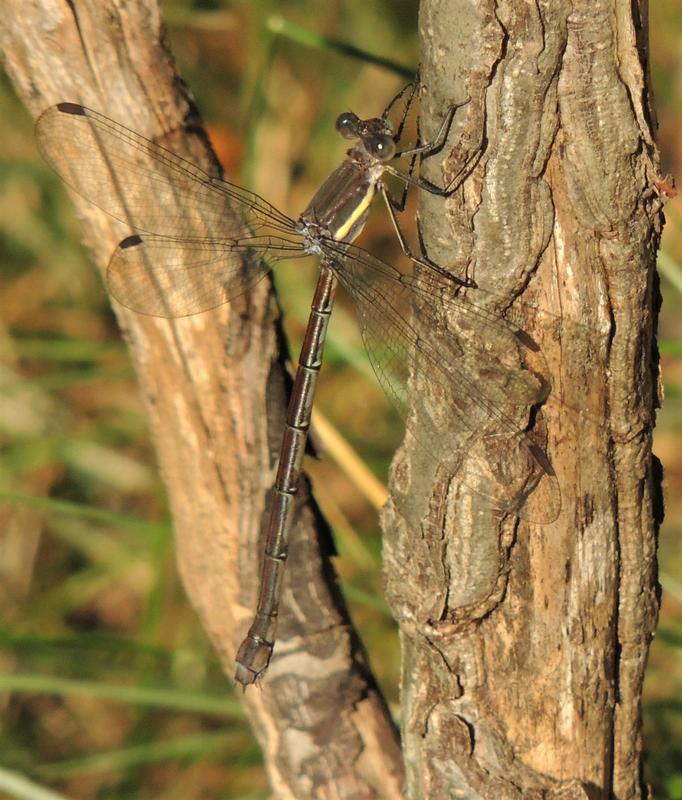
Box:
[35,103,296,237]
[324,240,561,524]
[106,233,306,317]
[35,103,303,314]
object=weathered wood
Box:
[380,0,663,796]
[0,2,404,797]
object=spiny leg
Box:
[379,94,480,286]
[384,146,482,199]
[378,182,475,288]
[380,75,432,212]
[395,96,462,159]
[381,81,432,220]
[416,215,476,288]
[381,73,421,145]
[388,92,484,200]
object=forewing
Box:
[35,103,296,239]
[35,103,303,316]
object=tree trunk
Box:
[0,2,404,798]
[381,0,663,797]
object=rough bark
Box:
[380,0,663,797]
[0,2,404,798]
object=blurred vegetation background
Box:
[0,1,679,798]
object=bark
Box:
[0,2,404,798]
[381,0,664,797]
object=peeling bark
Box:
[380,0,663,797]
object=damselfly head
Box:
[335,112,396,161]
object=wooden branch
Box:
[379,0,664,796]
[0,2,404,796]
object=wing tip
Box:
[529,442,555,476]
[514,328,541,352]
[120,234,144,249]
[56,102,87,116]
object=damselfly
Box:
[35,83,558,686]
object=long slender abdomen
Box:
[234,265,337,686]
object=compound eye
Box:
[366,133,396,161]
[335,112,359,139]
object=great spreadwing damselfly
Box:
[35,82,559,687]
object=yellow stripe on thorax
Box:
[333,183,376,242]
